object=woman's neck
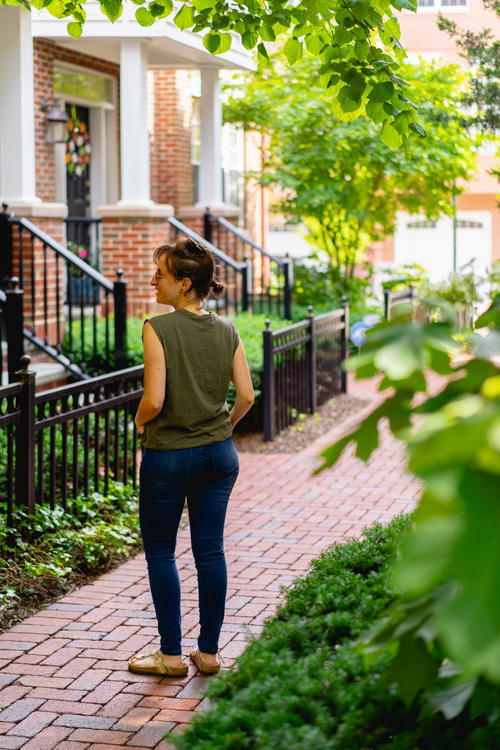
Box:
[175,300,208,315]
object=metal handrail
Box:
[168,217,244,271]
[12,217,113,291]
[214,216,284,265]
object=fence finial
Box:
[307,305,314,315]
[265,318,271,330]
[116,269,124,280]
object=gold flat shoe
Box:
[128,650,188,677]
[189,648,221,675]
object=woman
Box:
[128,237,254,678]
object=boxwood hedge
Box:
[171,515,500,750]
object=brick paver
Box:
[0,378,420,745]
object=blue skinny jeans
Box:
[139,438,239,656]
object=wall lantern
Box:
[41,99,70,144]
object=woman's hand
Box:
[135,418,145,436]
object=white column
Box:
[119,40,152,206]
[0,7,39,204]
[198,67,223,207]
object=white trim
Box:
[54,64,119,213]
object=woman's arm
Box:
[134,321,166,435]
[229,341,254,428]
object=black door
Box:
[66,104,94,303]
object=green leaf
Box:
[260,22,275,41]
[149,0,172,17]
[257,42,269,59]
[305,33,322,54]
[283,37,303,65]
[67,20,82,36]
[203,32,221,53]
[135,6,154,24]
[379,121,403,149]
[173,3,194,30]
[369,81,395,102]
[428,679,477,719]
[242,30,258,49]
[409,120,426,137]
[388,634,439,704]
[100,0,122,22]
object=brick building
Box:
[0,5,258,318]
[370,0,500,282]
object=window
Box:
[417,0,467,9]
[456,220,483,228]
[54,67,113,104]
[407,220,438,228]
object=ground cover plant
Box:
[171,514,500,749]
[0,481,141,631]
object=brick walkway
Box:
[0,383,420,750]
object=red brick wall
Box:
[100,217,171,317]
[244,130,268,249]
[149,70,194,211]
[33,40,120,204]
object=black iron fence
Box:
[0,356,144,524]
[168,216,251,317]
[64,217,102,305]
[204,213,293,320]
[263,302,349,441]
[0,206,128,380]
[384,285,414,320]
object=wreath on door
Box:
[66,106,92,177]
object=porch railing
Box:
[0,206,128,380]
[168,216,251,316]
[64,217,102,299]
[263,301,349,441]
[0,356,144,523]
[204,212,293,320]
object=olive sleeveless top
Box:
[142,309,240,450]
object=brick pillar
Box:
[97,204,174,318]
[8,202,67,349]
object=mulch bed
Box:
[233,393,369,454]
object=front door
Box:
[66,104,95,304]
[66,104,92,255]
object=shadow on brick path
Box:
[0,378,420,749]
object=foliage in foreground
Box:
[315,295,500,724]
[172,515,500,750]
[0,482,140,620]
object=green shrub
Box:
[0,482,141,618]
[171,515,500,750]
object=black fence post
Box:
[14,355,36,513]
[0,203,13,289]
[5,277,24,383]
[283,255,293,320]
[383,287,390,320]
[307,305,317,414]
[203,209,212,245]
[114,269,128,370]
[242,254,252,312]
[340,295,349,393]
[263,319,275,442]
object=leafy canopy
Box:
[224,55,478,293]
[2,0,425,139]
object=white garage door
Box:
[394,211,492,282]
